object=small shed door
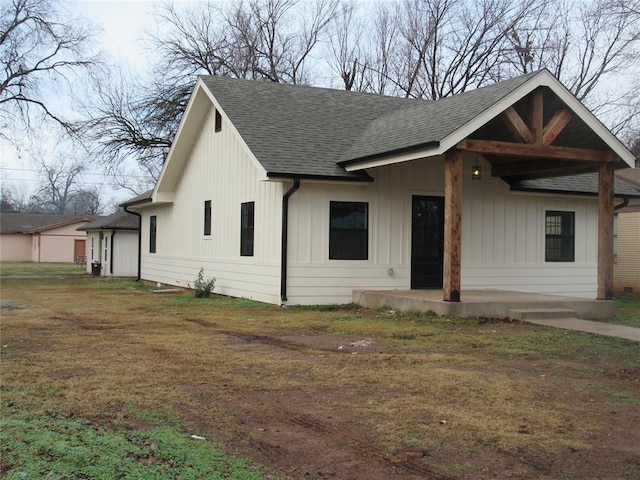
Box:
[74,239,86,263]
[411,196,444,289]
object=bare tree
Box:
[30,154,105,215]
[328,1,368,91]
[381,0,546,99]
[0,0,100,137]
[505,0,640,117]
[84,70,170,183]
[31,158,85,213]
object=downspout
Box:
[110,229,115,275]
[124,206,142,281]
[280,178,300,303]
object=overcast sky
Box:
[0,0,165,207]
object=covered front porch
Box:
[342,72,636,306]
[353,289,614,319]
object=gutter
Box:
[614,197,629,211]
[124,206,142,281]
[280,178,300,303]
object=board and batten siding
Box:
[614,211,640,293]
[285,155,600,305]
[139,106,284,304]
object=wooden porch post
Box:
[597,162,614,300]
[444,149,462,302]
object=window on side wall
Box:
[545,210,574,262]
[204,200,212,236]
[104,236,108,262]
[241,202,254,256]
[149,215,157,254]
[329,201,368,260]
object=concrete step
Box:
[508,308,577,320]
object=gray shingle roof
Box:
[77,210,139,231]
[343,72,538,163]
[511,172,640,197]
[201,72,539,179]
[120,189,153,208]
[0,213,94,233]
[616,168,640,190]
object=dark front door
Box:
[411,196,445,289]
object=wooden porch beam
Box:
[597,162,614,300]
[531,89,544,145]
[491,159,598,178]
[501,106,535,144]
[443,149,462,302]
[542,109,574,146]
[457,139,615,163]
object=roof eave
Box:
[339,141,440,170]
[266,171,374,183]
[510,186,640,199]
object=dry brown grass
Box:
[2,276,639,479]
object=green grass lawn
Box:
[1,402,267,480]
[0,261,86,276]
[611,294,640,328]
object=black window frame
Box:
[149,215,157,254]
[329,201,369,260]
[215,110,222,132]
[241,202,254,257]
[545,210,575,262]
[204,200,212,236]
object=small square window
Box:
[204,200,212,236]
[329,201,368,260]
[149,215,157,254]
[241,202,254,256]
[545,211,574,262]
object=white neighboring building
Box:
[78,210,139,277]
[122,70,637,306]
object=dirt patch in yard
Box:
[1,280,639,479]
[174,336,640,480]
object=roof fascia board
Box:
[266,172,373,183]
[343,146,443,172]
[345,70,635,172]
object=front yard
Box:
[1,270,638,479]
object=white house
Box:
[122,69,638,307]
[77,210,140,277]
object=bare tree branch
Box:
[0,0,101,137]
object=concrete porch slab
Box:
[352,289,614,320]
